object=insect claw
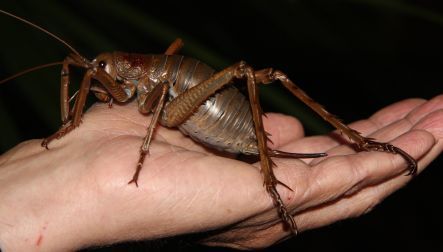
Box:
[391,146,418,176]
[360,140,418,176]
[108,98,114,108]
[266,184,298,233]
[128,178,139,187]
[288,217,298,235]
[41,139,50,149]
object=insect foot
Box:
[360,139,417,176]
[266,182,298,234]
[41,122,77,149]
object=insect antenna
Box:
[0,61,63,85]
[0,9,82,57]
[0,9,84,85]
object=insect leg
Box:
[161,63,242,127]
[42,68,94,148]
[128,82,169,186]
[43,68,130,148]
[90,84,113,107]
[269,150,326,158]
[164,38,184,55]
[254,68,417,175]
[93,68,131,102]
[161,61,300,233]
[242,64,300,233]
[60,53,90,124]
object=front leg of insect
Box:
[41,55,132,148]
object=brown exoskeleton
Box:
[0,10,417,233]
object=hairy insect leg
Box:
[254,68,417,175]
[128,82,169,186]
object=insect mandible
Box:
[0,9,417,234]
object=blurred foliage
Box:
[0,0,442,251]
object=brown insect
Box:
[0,10,417,233]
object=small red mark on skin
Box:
[35,222,48,246]
[35,234,43,246]
[287,196,292,201]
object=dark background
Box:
[0,0,441,251]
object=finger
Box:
[370,98,427,128]
[262,113,305,148]
[295,180,398,233]
[406,94,443,124]
[358,95,443,142]
[408,109,443,165]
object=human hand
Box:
[0,95,441,251]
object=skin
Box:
[0,95,442,251]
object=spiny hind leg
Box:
[239,63,301,233]
[254,68,417,175]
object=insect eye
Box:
[99,61,107,68]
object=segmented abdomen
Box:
[149,55,258,154]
